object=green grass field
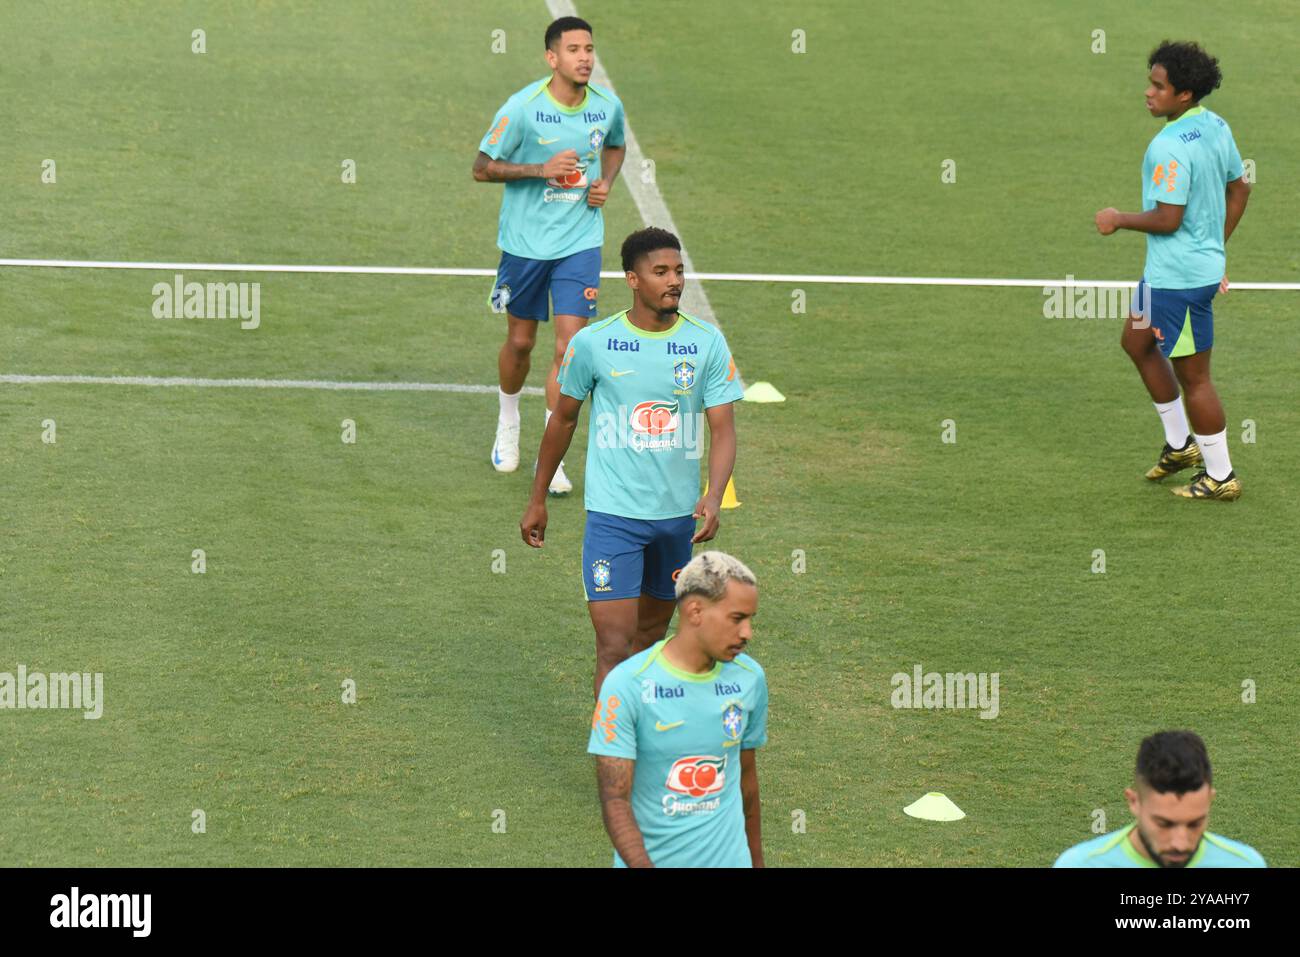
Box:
[2,0,1297,866]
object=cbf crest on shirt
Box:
[479,79,626,261]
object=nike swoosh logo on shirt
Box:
[610,369,636,377]
[654,720,684,731]
[538,137,560,145]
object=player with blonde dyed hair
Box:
[673,550,756,603]
[587,551,767,867]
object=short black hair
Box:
[621,227,681,273]
[545,16,592,50]
[1149,40,1222,102]
[1136,730,1213,795]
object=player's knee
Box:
[595,646,632,673]
[594,630,634,667]
[635,615,669,640]
[1177,365,1212,390]
[553,325,581,359]
[1122,333,1156,363]
[505,328,536,356]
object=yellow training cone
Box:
[903,792,965,822]
[702,477,742,509]
[743,381,785,403]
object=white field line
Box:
[1,259,1294,290]
[0,374,544,395]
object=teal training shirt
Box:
[1141,106,1244,289]
[478,78,626,260]
[1054,823,1266,867]
[587,639,768,868]
[559,310,744,520]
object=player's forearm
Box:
[601,146,626,186]
[601,799,653,867]
[704,419,737,507]
[528,414,577,504]
[1114,208,1181,235]
[744,816,763,868]
[1224,187,1250,243]
[475,159,546,183]
[743,793,763,867]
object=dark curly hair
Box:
[545,16,592,50]
[1149,40,1222,102]
[1136,730,1213,795]
[621,227,681,273]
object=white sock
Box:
[498,387,521,425]
[1154,397,1191,449]
[1195,430,1233,481]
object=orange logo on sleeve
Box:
[599,695,620,743]
[726,356,737,382]
[1152,160,1179,192]
[487,115,509,146]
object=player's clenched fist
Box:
[521,502,548,547]
[542,149,580,180]
[587,179,610,207]
[1095,207,1121,235]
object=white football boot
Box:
[533,457,573,496]
[548,459,573,497]
[491,420,520,472]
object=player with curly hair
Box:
[1095,41,1251,500]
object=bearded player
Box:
[520,228,742,698]
[474,16,626,495]
[1054,730,1265,868]
[1096,40,1251,500]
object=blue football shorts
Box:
[1131,278,1219,358]
[489,247,601,322]
[581,510,695,602]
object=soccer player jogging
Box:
[473,16,627,495]
[519,228,742,698]
[1096,41,1251,500]
[1054,730,1266,868]
[586,551,766,868]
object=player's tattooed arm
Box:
[740,748,764,868]
[595,756,653,868]
[473,150,580,183]
[473,151,543,182]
